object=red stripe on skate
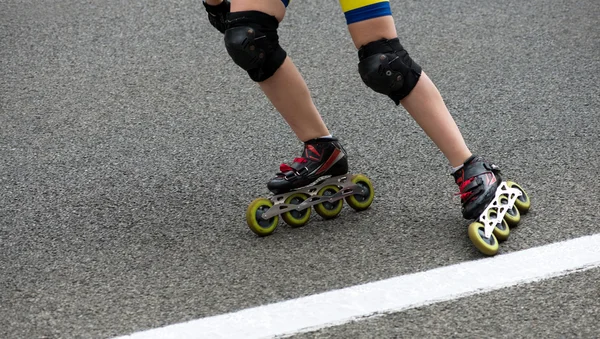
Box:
[316,149,341,175]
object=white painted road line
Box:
[115,234,600,339]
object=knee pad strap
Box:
[224,11,287,82]
[358,38,422,105]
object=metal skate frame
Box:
[478,182,523,238]
[260,174,368,220]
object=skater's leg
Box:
[223,0,330,142]
[335,1,530,255]
[401,72,472,168]
[207,0,348,194]
[340,1,471,167]
[258,58,331,142]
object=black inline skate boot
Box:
[452,155,502,220]
[267,137,349,194]
[453,155,532,256]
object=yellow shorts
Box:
[281,0,392,25]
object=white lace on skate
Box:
[478,182,523,238]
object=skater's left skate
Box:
[245,137,375,236]
[453,155,531,255]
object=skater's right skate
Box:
[245,137,375,236]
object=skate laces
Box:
[279,157,307,173]
[455,177,475,200]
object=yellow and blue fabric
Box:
[339,0,392,24]
[281,0,392,25]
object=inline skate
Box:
[245,137,375,236]
[453,155,531,255]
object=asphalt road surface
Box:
[1,0,599,338]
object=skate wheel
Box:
[344,174,374,211]
[485,208,511,241]
[492,219,510,242]
[282,192,311,227]
[314,185,343,220]
[499,194,521,227]
[246,198,279,236]
[468,222,499,256]
[507,181,531,214]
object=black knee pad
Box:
[223,11,287,82]
[357,38,422,105]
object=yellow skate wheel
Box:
[314,185,343,219]
[345,174,375,211]
[492,219,511,241]
[468,222,499,256]
[499,194,521,227]
[507,181,531,214]
[282,192,311,227]
[246,198,279,236]
[485,208,511,240]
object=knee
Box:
[357,38,422,105]
[223,11,287,82]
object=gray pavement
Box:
[293,268,600,339]
[1,0,598,338]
